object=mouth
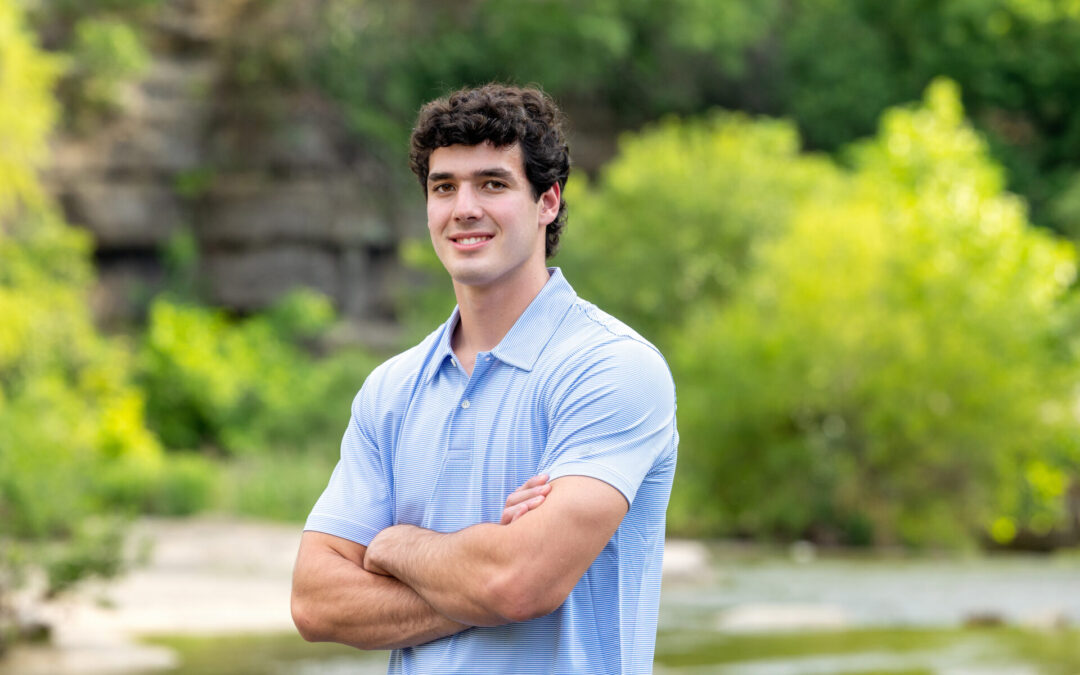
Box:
[451,234,493,248]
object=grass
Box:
[216,453,337,522]
[654,626,1080,673]
[142,632,386,674]
[135,626,1080,674]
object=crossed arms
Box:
[290,473,628,650]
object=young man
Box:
[291,84,678,674]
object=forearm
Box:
[363,476,624,627]
[365,523,552,626]
[291,533,468,650]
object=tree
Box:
[671,80,1078,546]
[559,112,838,344]
[0,0,165,650]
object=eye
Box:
[430,183,454,194]
[483,180,507,191]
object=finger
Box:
[505,475,548,503]
[518,474,550,491]
[508,504,529,524]
[504,482,552,508]
[501,494,546,525]
[508,495,546,523]
[501,503,528,525]
[506,500,535,525]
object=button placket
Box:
[424,369,478,527]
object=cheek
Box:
[426,202,447,233]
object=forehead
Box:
[427,142,525,178]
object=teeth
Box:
[457,236,490,245]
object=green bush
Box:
[70,17,149,111]
[559,112,839,343]
[0,0,167,650]
[307,0,1080,237]
[24,0,158,131]
[771,0,1080,234]
[133,289,378,522]
[310,0,776,158]
[96,452,220,517]
[40,516,129,597]
[668,81,1078,546]
[222,452,339,522]
[563,80,1078,547]
[138,290,378,459]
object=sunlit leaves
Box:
[0,0,164,610]
[561,112,839,343]
[568,80,1079,546]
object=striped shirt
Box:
[306,268,678,674]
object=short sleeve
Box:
[304,379,394,546]
[540,339,677,505]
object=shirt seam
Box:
[546,460,637,504]
[304,513,383,543]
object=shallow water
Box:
[140,546,1080,674]
[660,545,1080,631]
[6,544,1080,674]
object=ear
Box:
[538,182,561,227]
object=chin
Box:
[451,270,499,288]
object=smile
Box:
[455,236,492,246]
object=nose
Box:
[452,184,482,222]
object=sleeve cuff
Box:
[303,513,384,547]
[546,460,637,506]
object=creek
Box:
[137,544,1080,674]
[3,527,1078,674]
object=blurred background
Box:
[2,0,1080,672]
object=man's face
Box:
[426,142,559,292]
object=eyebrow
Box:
[427,167,516,184]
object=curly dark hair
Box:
[409,84,571,258]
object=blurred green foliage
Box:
[220,452,340,522]
[138,291,379,458]
[21,0,1080,232]
[68,16,149,113]
[0,0,166,649]
[770,0,1080,235]
[563,80,1080,547]
[309,0,777,160]
[26,0,160,130]
[559,114,839,344]
[289,0,1080,238]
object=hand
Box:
[363,529,394,576]
[500,474,551,525]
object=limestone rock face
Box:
[63,181,185,248]
[45,0,405,335]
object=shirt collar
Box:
[491,267,577,371]
[423,308,460,385]
[422,267,577,383]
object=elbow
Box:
[498,590,564,624]
[292,593,384,651]
[291,594,328,643]
[484,571,566,623]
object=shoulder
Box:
[542,298,675,405]
[352,324,446,413]
[557,299,672,383]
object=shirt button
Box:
[461,399,470,409]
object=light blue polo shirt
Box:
[306,268,678,674]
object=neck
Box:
[451,264,550,372]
